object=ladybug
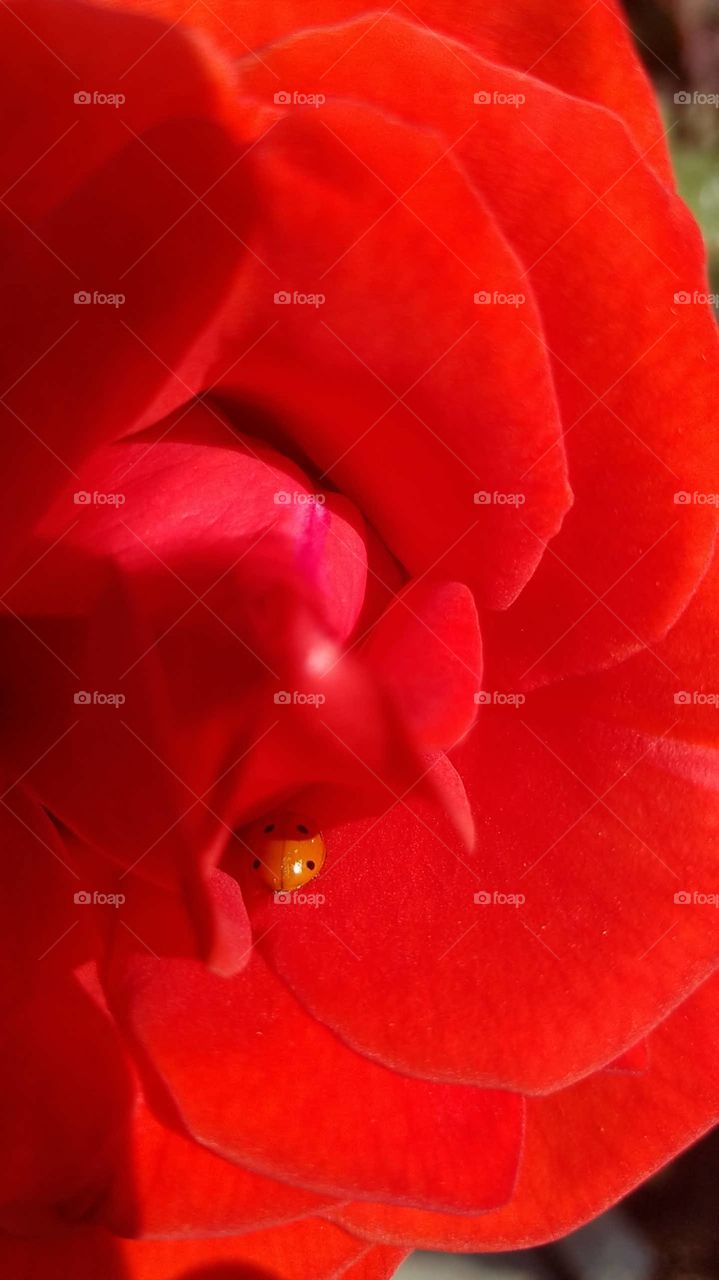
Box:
[247,813,326,891]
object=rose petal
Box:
[0,792,133,1215]
[94,1095,334,1239]
[210,99,570,610]
[235,14,718,680]
[100,0,670,179]
[105,946,524,1213]
[0,0,251,585]
[0,1218,393,1280]
[328,972,719,1249]
[260,678,719,1089]
[363,581,481,751]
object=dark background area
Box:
[625,0,719,285]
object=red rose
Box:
[2,0,718,1276]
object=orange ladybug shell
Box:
[247,813,326,891]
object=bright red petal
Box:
[259,670,719,1089]
[210,101,570,610]
[234,14,718,681]
[95,1096,333,1238]
[329,973,719,1249]
[105,946,523,1213]
[363,581,481,751]
[97,0,670,179]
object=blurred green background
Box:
[672,143,719,288]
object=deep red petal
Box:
[0,1218,394,1280]
[0,0,251,585]
[5,407,477,941]
[0,793,133,1216]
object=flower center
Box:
[248,813,326,891]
